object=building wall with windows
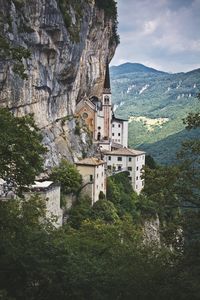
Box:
[111,118,128,148]
[105,148,145,194]
[76,158,106,204]
[96,114,104,141]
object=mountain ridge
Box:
[110,62,200,165]
[111,62,200,76]
[110,62,167,76]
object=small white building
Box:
[111,115,128,148]
[27,181,63,228]
[76,157,106,205]
[104,148,145,194]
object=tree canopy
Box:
[50,159,82,196]
[0,108,46,195]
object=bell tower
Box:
[102,62,112,140]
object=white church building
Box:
[75,62,145,194]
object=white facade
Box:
[102,93,112,140]
[111,118,128,148]
[26,181,63,228]
[104,148,145,194]
[96,113,104,141]
[76,158,106,205]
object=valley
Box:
[110,63,200,164]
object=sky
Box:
[111,0,200,73]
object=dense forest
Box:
[0,103,200,299]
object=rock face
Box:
[143,215,160,246]
[0,0,117,168]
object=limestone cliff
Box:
[0,0,117,168]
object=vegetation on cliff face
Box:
[57,0,87,42]
[0,34,30,80]
[95,0,120,46]
[57,0,119,45]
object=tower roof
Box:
[103,62,111,92]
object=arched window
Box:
[97,132,101,141]
[104,96,110,105]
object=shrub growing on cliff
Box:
[0,34,31,79]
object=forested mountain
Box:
[110,63,200,164]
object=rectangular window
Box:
[129,157,132,162]
[112,133,114,136]
[97,174,99,178]
[117,157,122,161]
[129,177,132,181]
[136,176,138,180]
[136,166,139,171]
[118,165,122,171]
[118,133,121,136]
[118,124,121,128]
[107,166,111,170]
[108,156,111,161]
[112,124,115,127]
[128,167,132,171]
[90,175,93,182]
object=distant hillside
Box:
[110,62,167,76]
[140,128,200,165]
[110,63,200,165]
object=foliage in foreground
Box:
[0,196,191,300]
[1,195,200,300]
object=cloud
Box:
[111,0,200,72]
[143,20,158,35]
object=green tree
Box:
[68,195,92,229]
[91,199,120,223]
[0,108,46,195]
[141,165,183,248]
[107,171,138,218]
[145,154,157,169]
[183,93,200,129]
[0,195,54,300]
[50,159,82,195]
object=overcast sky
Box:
[111,0,200,73]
